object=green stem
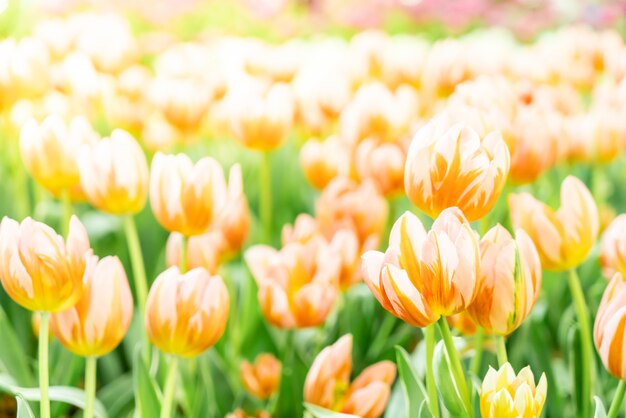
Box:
[60,188,72,238]
[425,325,440,418]
[568,268,594,418]
[470,327,485,376]
[259,151,272,243]
[123,216,148,314]
[437,317,472,417]
[179,235,188,273]
[160,357,179,418]
[38,312,50,418]
[608,380,626,418]
[83,357,97,418]
[496,336,508,367]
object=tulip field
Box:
[2,1,626,418]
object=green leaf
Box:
[395,346,428,418]
[303,403,359,417]
[0,374,108,418]
[133,348,161,418]
[97,373,134,418]
[433,340,468,417]
[594,396,607,418]
[568,324,584,415]
[15,394,35,418]
[0,306,34,386]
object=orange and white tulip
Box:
[594,273,626,379]
[404,115,510,221]
[20,115,98,199]
[145,266,229,357]
[245,240,340,329]
[355,139,406,197]
[304,335,396,418]
[509,176,599,271]
[601,214,626,278]
[300,136,351,190]
[361,207,480,328]
[50,256,133,357]
[149,153,234,236]
[0,216,94,312]
[240,354,281,400]
[480,363,547,418]
[166,232,226,275]
[78,129,148,215]
[467,225,542,336]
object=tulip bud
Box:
[304,335,396,418]
[467,226,542,336]
[50,256,133,357]
[78,130,148,215]
[404,115,510,221]
[361,207,480,328]
[20,115,98,199]
[300,136,351,190]
[0,216,94,312]
[240,354,281,400]
[480,363,547,418]
[145,267,229,357]
[509,176,599,271]
[316,178,388,252]
[355,139,406,197]
[230,83,294,151]
[149,153,232,236]
[166,232,226,275]
[594,273,626,379]
[245,240,340,329]
[600,214,626,279]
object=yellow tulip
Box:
[0,216,94,312]
[50,256,133,357]
[509,176,599,271]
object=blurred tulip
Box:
[361,207,480,327]
[50,256,133,357]
[0,216,94,312]
[404,116,510,221]
[149,153,233,236]
[467,225,542,335]
[601,215,626,278]
[226,409,270,418]
[355,139,406,196]
[218,164,251,254]
[304,335,396,417]
[78,130,148,215]
[0,38,50,108]
[20,115,98,199]
[300,136,351,190]
[149,77,213,133]
[166,232,225,275]
[316,178,388,252]
[145,267,229,357]
[281,213,321,246]
[230,83,294,151]
[240,353,281,400]
[480,363,547,418]
[509,176,599,271]
[594,273,626,379]
[447,311,479,336]
[245,240,340,329]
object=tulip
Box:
[229,83,294,151]
[447,311,479,336]
[355,139,406,197]
[404,115,510,221]
[149,77,213,133]
[361,207,480,328]
[245,240,340,329]
[50,256,133,357]
[20,115,98,199]
[594,273,626,380]
[218,164,251,255]
[316,178,388,252]
[300,136,351,190]
[166,232,226,275]
[145,266,229,357]
[304,335,396,417]
[149,153,233,236]
[601,214,626,279]
[0,216,94,313]
[467,225,542,336]
[78,130,148,215]
[480,363,547,418]
[240,354,281,400]
[508,176,599,271]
